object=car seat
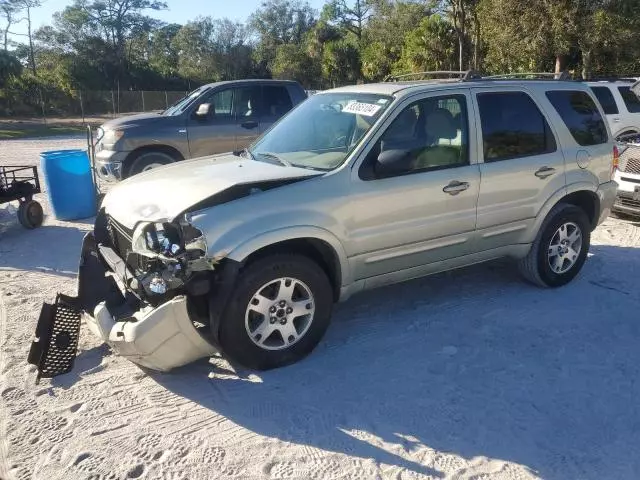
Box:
[413,108,461,169]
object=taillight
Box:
[612,145,619,179]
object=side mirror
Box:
[375,149,411,177]
[195,103,211,118]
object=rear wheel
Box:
[217,254,333,370]
[127,151,176,177]
[519,203,591,288]
[18,200,43,229]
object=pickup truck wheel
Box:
[127,151,175,177]
[218,254,333,370]
[519,203,591,288]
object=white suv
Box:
[587,80,640,217]
[587,79,640,141]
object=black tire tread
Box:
[518,202,589,288]
[218,254,333,370]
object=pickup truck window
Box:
[163,88,209,116]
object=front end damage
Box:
[28,210,228,382]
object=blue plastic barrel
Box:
[40,149,96,220]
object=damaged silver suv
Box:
[29,75,618,380]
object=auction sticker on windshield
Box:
[343,102,382,117]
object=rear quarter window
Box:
[590,86,619,115]
[618,86,640,113]
[545,90,608,146]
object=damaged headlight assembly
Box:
[129,217,215,302]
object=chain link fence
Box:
[0,85,188,124]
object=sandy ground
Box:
[1,137,640,480]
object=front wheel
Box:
[217,255,333,370]
[127,151,175,177]
[519,203,591,288]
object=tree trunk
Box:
[458,35,464,71]
[473,15,480,70]
[555,54,567,74]
[582,49,591,80]
[26,6,36,75]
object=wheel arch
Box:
[524,185,600,245]
[226,229,350,302]
[123,144,185,176]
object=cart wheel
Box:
[18,200,44,229]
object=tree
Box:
[436,0,479,71]
[397,14,457,73]
[361,0,430,80]
[51,0,167,87]
[249,0,316,71]
[0,49,20,85]
[272,42,322,87]
[0,0,19,51]
[172,17,254,86]
[322,37,360,87]
[478,0,640,77]
[322,0,372,41]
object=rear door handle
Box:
[241,120,258,130]
[535,167,556,179]
[443,181,470,195]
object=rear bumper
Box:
[28,232,218,379]
[613,191,640,217]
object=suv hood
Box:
[102,154,319,229]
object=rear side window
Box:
[590,86,619,114]
[546,90,608,146]
[618,86,640,113]
[477,91,556,162]
[263,86,293,117]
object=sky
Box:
[9,0,327,37]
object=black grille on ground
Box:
[27,294,81,382]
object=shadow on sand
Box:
[149,245,640,480]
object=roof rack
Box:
[384,70,481,82]
[586,76,639,83]
[482,72,571,81]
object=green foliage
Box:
[4,0,640,118]
[322,37,361,87]
[397,14,457,74]
[0,49,20,85]
[272,43,323,88]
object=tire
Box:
[18,200,43,229]
[519,203,591,288]
[217,254,333,370]
[127,151,175,177]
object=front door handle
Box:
[443,181,470,195]
[241,120,258,130]
[613,118,621,123]
[535,166,556,179]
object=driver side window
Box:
[366,94,469,178]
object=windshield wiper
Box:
[233,148,255,160]
[256,152,292,167]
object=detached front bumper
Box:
[28,232,218,381]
